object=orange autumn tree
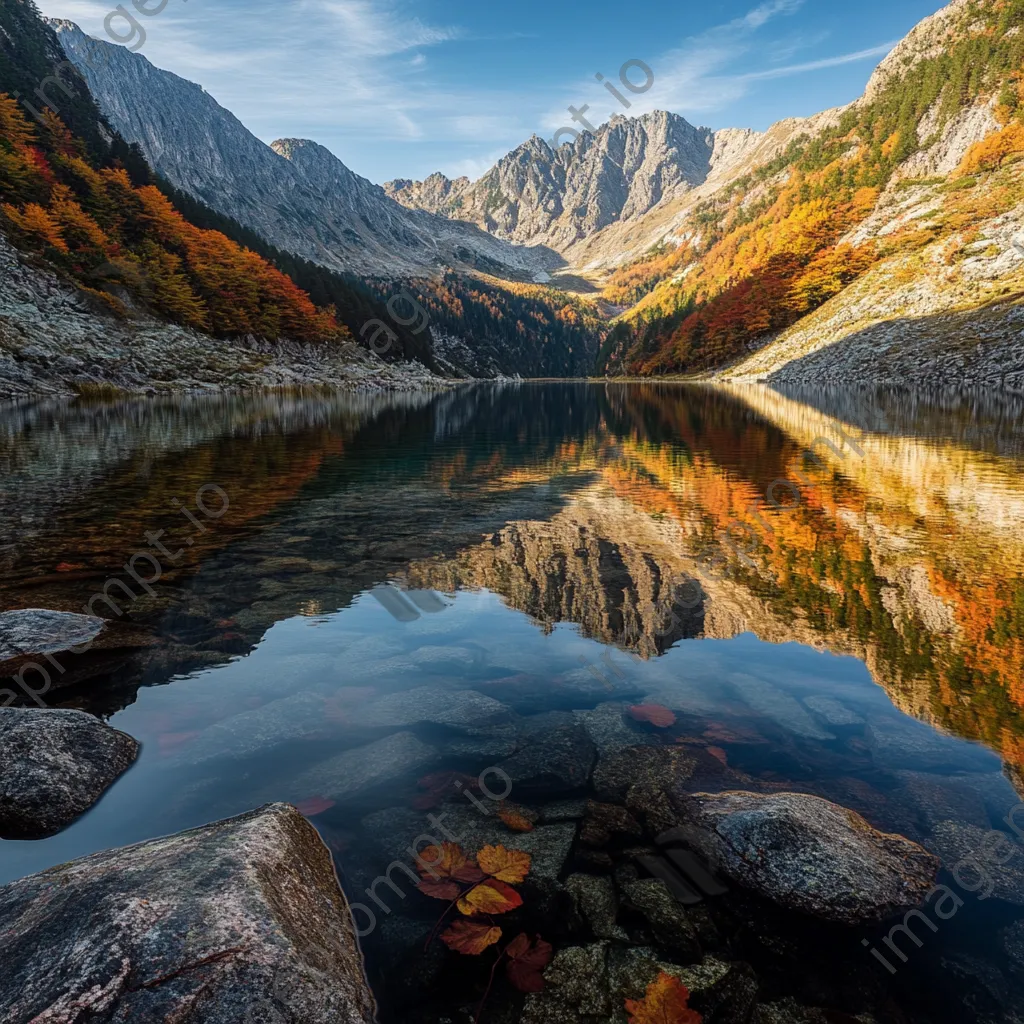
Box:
[0,93,346,343]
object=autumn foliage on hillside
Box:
[363,270,605,377]
[604,0,1024,375]
[0,94,345,343]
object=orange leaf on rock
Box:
[416,841,475,880]
[417,879,462,901]
[628,704,677,728]
[440,920,502,955]
[625,971,702,1024]
[505,933,553,993]
[498,803,537,833]
[457,879,523,916]
[477,844,532,884]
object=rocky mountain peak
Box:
[385,109,717,251]
[863,0,974,102]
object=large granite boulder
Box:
[672,790,940,925]
[0,804,377,1022]
[0,707,139,839]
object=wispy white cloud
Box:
[538,0,893,135]
[311,0,460,57]
[739,42,897,80]
[741,0,806,32]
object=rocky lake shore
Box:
[0,235,447,398]
[4,607,1024,1023]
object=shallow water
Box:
[2,382,1024,1023]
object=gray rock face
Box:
[0,608,106,665]
[385,111,716,251]
[497,711,596,794]
[0,803,376,1022]
[675,791,940,925]
[0,707,139,838]
[53,21,556,281]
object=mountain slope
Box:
[385,111,716,251]
[0,1,361,346]
[385,107,849,276]
[597,0,1024,380]
[53,21,558,282]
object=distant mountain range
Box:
[51,20,841,283]
[2,0,1023,392]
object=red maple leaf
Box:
[625,971,702,1023]
[505,933,553,992]
[294,796,335,817]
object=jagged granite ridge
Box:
[51,21,561,281]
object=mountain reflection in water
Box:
[1,382,1023,1023]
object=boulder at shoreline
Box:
[0,706,139,839]
[0,803,377,1022]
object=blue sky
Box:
[38,0,945,184]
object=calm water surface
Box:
[2,383,1024,1023]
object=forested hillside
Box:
[0,0,351,344]
[1,0,605,377]
[600,0,1024,376]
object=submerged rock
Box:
[619,878,702,960]
[0,804,376,1022]
[346,685,516,736]
[497,711,596,794]
[801,695,865,727]
[522,941,756,1024]
[566,873,627,940]
[727,673,835,741]
[592,744,697,802]
[0,608,106,664]
[574,702,644,757]
[674,790,939,925]
[175,685,514,769]
[360,803,577,884]
[0,707,139,839]
[280,731,438,806]
[171,689,334,767]
[928,820,1024,905]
